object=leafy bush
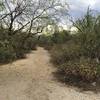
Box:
[38,34,54,50]
[74,9,100,59]
[51,30,71,44]
[0,30,37,63]
[38,30,71,50]
[58,58,99,82]
[50,42,81,65]
[50,42,100,82]
[11,34,37,58]
[0,44,16,63]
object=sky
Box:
[67,0,100,19]
[60,0,100,29]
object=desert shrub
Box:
[25,36,37,50]
[51,30,71,44]
[74,9,100,59]
[50,42,100,82]
[38,34,54,50]
[38,30,71,50]
[10,33,37,58]
[58,58,99,82]
[0,30,37,63]
[0,43,16,63]
[50,42,81,65]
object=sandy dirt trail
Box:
[0,47,100,100]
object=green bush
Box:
[0,45,16,63]
[38,34,53,50]
[38,30,71,50]
[50,42,100,82]
[58,58,99,82]
[50,42,81,65]
[51,30,71,44]
[74,9,100,59]
[0,30,37,63]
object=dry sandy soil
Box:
[0,47,100,100]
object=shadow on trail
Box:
[53,70,100,93]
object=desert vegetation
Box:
[0,0,67,63]
[1,0,100,87]
[38,9,100,84]
[1,1,100,100]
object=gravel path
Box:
[0,47,100,100]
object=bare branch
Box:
[13,21,30,34]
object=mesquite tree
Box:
[0,0,68,36]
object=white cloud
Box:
[68,0,96,10]
[80,0,96,6]
[66,0,100,19]
[60,0,100,29]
